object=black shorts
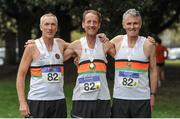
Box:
[71,100,111,118]
[27,99,67,118]
[111,98,151,118]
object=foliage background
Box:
[0,0,180,64]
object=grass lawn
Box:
[166,59,180,66]
[0,63,180,117]
[152,78,180,117]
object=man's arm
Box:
[97,33,116,57]
[58,38,70,50]
[103,41,116,57]
[63,41,79,61]
[149,44,158,111]
[145,40,158,111]
[16,45,34,117]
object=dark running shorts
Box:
[71,100,111,118]
[27,99,67,118]
[111,98,151,118]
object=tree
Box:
[79,0,180,38]
[0,0,180,65]
[0,0,79,59]
[0,9,17,65]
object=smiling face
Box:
[82,12,101,37]
[40,15,58,39]
[122,15,142,37]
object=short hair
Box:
[122,9,142,24]
[40,13,58,26]
[82,10,102,23]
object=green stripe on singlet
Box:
[78,71,106,75]
[31,76,42,78]
[115,68,148,73]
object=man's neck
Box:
[86,35,96,49]
[42,36,54,51]
[127,35,138,48]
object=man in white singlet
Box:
[64,10,115,118]
[16,13,69,118]
[110,9,158,118]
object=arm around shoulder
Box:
[63,40,79,61]
[104,41,116,57]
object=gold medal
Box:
[126,62,131,68]
[89,63,96,70]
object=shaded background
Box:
[0,0,180,64]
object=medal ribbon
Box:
[122,35,140,61]
[84,37,98,62]
[39,37,54,65]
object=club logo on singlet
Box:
[55,53,60,59]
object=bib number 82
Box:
[122,77,133,87]
[84,82,96,92]
[47,73,59,81]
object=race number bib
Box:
[42,67,62,82]
[118,71,140,88]
[78,76,101,93]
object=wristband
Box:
[151,92,156,96]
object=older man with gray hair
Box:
[110,8,158,118]
[16,13,69,118]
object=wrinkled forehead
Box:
[84,13,99,21]
[40,16,58,25]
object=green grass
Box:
[0,75,20,117]
[0,71,180,118]
[152,79,180,117]
[166,59,180,66]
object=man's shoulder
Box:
[111,35,124,43]
[66,39,81,50]
[54,38,65,43]
[143,37,155,55]
[144,37,154,47]
[113,35,124,40]
[71,39,81,45]
[26,42,36,49]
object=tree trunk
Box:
[4,29,17,65]
[17,20,32,61]
[58,11,72,43]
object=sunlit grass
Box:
[166,59,180,66]
[71,30,84,42]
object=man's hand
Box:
[97,33,109,43]
[24,39,35,47]
[19,101,31,117]
[150,94,155,112]
[73,56,79,66]
[147,36,156,45]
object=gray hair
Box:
[122,9,142,24]
[40,13,58,26]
